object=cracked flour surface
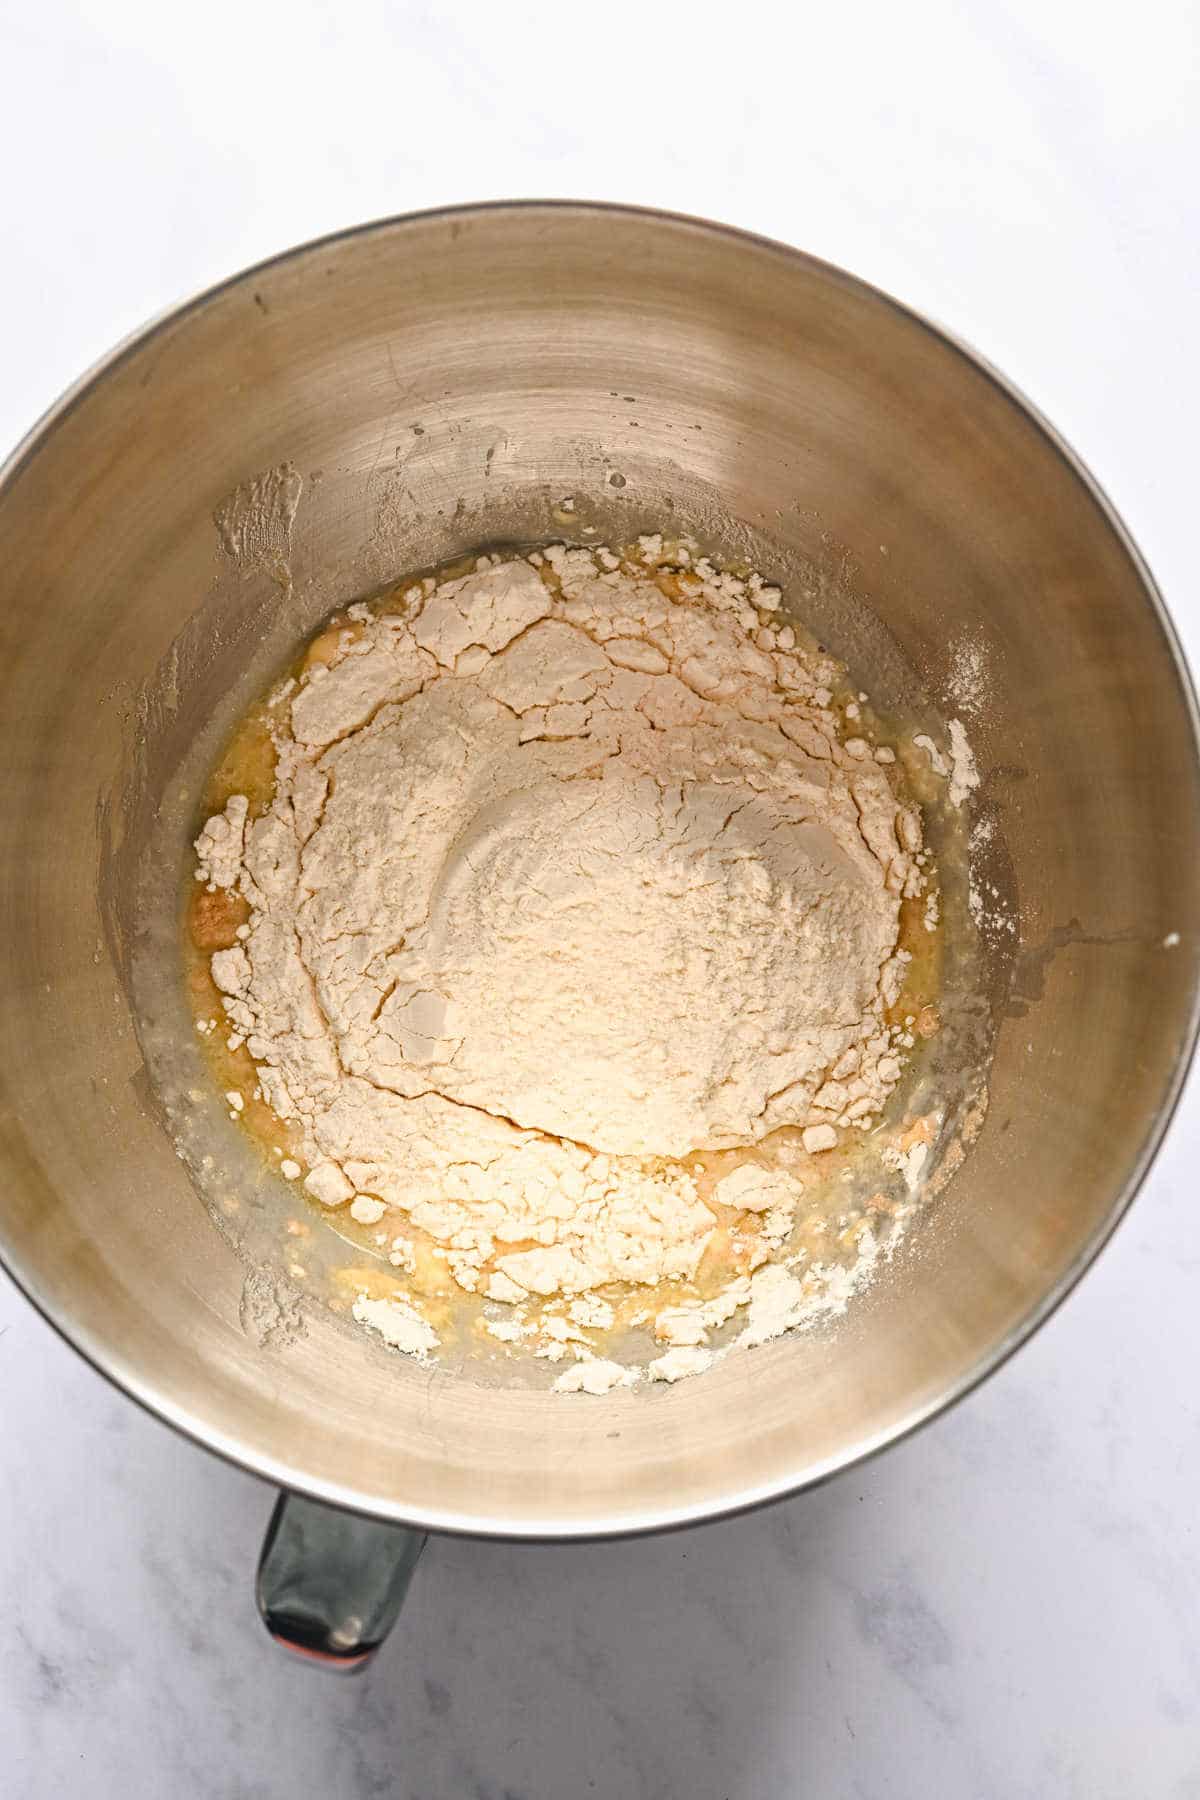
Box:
[194,538,929,1388]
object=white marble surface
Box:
[3,3,1199,1794]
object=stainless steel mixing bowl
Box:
[1,206,1197,1582]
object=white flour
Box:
[914,719,979,810]
[195,538,930,1387]
[947,718,980,808]
[945,633,990,718]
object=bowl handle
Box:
[255,1489,427,1669]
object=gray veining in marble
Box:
[3,2,1200,1794]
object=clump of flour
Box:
[194,539,932,1388]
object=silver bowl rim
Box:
[1,198,1197,1540]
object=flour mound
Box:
[198,542,924,1319]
